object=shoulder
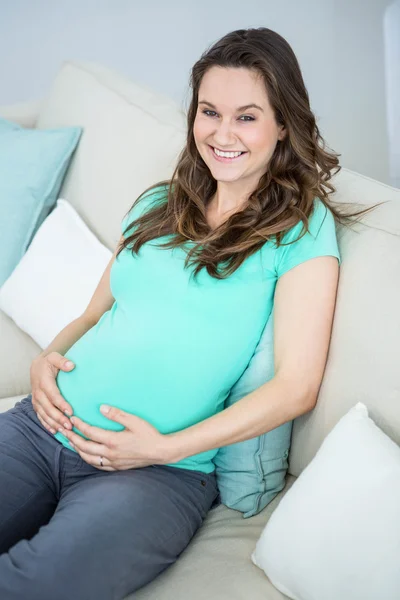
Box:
[134,183,169,215]
[274,199,341,277]
[280,199,335,245]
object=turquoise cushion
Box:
[213,307,292,518]
[0,117,82,287]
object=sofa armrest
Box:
[0,98,44,128]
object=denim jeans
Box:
[0,395,220,599]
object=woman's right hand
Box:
[30,352,75,435]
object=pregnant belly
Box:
[54,301,257,439]
[56,336,227,436]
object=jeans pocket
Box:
[161,465,208,499]
[182,468,218,503]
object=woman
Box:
[0,27,377,599]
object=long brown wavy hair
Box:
[117,27,382,280]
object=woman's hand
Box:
[58,405,177,471]
[30,352,75,435]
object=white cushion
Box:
[251,402,400,600]
[0,199,111,349]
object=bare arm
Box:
[38,316,99,360]
[31,235,125,433]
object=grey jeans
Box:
[0,395,220,599]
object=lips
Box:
[208,145,247,163]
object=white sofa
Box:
[1,61,399,600]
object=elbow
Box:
[276,374,319,414]
[300,385,319,413]
[292,391,318,419]
[302,392,318,413]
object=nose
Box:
[212,119,237,148]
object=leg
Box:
[0,395,62,553]
[0,457,219,600]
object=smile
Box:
[209,145,247,163]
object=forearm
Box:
[36,315,97,360]
[166,376,315,463]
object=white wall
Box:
[0,0,395,185]
[384,1,400,188]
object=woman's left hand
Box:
[58,405,175,471]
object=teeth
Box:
[214,147,243,158]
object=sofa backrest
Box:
[36,61,186,250]
[35,61,400,477]
[289,171,400,476]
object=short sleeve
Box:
[275,199,341,278]
[121,185,168,236]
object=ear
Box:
[278,125,287,141]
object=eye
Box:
[202,109,218,117]
[200,109,255,122]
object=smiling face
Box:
[193,66,285,196]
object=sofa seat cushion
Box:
[0,394,28,412]
[133,476,296,600]
[0,309,40,399]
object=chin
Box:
[210,171,245,183]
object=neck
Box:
[210,182,253,216]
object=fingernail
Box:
[50,428,56,434]
[70,417,75,425]
[58,427,64,433]
[64,410,71,416]
[63,422,70,429]
[100,405,110,414]
[65,361,74,368]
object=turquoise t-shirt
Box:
[55,187,341,473]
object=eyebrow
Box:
[198,100,264,113]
